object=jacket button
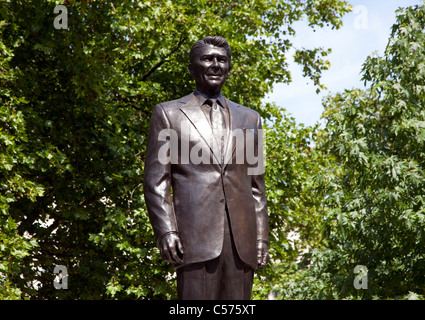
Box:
[220,198,225,203]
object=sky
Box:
[264,0,424,127]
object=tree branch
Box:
[141,35,186,81]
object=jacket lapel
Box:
[223,99,246,168]
[179,94,221,165]
[179,94,247,168]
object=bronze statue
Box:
[144,36,269,300]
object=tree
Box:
[312,3,425,299]
[252,107,334,299]
[0,0,350,299]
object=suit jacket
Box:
[143,92,268,269]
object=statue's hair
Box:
[189,36,231,65]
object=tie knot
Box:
[206,98,219,109]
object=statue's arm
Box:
[251,113,269,269]
[143,104,182,263]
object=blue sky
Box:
[264,0,424,127]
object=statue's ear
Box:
[188,63,195,78]
[224,61,231,79]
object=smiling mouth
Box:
[206,74,222,79]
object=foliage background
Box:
[1,0,424,300]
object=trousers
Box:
[176,208,254,300]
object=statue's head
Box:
[189,36,231,97]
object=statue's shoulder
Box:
[157,93,194,110]
[226,98,260,118]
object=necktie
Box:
[207,99,226,163]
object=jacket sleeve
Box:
[251,113,269,244]
[143,104,178,242]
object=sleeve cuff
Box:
[257,239,269,246]
[156,231,179,248]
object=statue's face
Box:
[189,45,230,96]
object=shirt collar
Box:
[194,89,226,108]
